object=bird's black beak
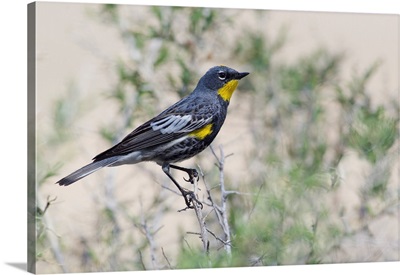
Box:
[235,72,250,80]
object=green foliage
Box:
[280,49,342,93]
[39,5,399,273]
[221,14,397,267]
[349,106,397,163]
[50,82,82,144]
[98,5,398,269]
[189,8,217,35]
[235,28,287,71]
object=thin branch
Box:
[37,196,69,273]
[206,228,232,247]
[210,145,232,257]
[187,231,201,236]
[192,175,210,254]
[103,168,121,270]
[39,196,57,216]
[137,250,146,270]
[155,180,181,196]
[133,201,159,270]
[247,182,265,221]
[161,247,173,269]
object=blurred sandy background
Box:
[35,2,398,273]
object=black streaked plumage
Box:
[56,66,249,208]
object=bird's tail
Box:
[56,156,120,186]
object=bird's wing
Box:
[93,109,213,161]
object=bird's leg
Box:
[169,164,199,184]
[162,164,202,209]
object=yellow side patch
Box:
[217,80,239,101]
[189,124,213,140]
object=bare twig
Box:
[39,195,57,216]
[37,196,69,273]
[132,201,160,270]
[161,247,173,269]
[155,180,182,196]
[192,175,210,254]
[206,228,232,248]
[103,171,121,270]
[187,231,201,236]
[209,145,232,257]
[141,221,158,269]
[137,250,146,270]
[247,182,264,221]
[183,238,193,253]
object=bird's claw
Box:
[182,190,203,209]
[183,168,200,184]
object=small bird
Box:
[56,65,249,208]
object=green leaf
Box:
[349,107,397,163]
[154,45,169,67]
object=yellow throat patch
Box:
[189,124,213,140]
[217,80,239,101]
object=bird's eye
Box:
[218,71,227,80]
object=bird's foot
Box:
[183,168,200,184]
[181,189,203,209]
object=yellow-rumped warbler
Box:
[57,65,249,208]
